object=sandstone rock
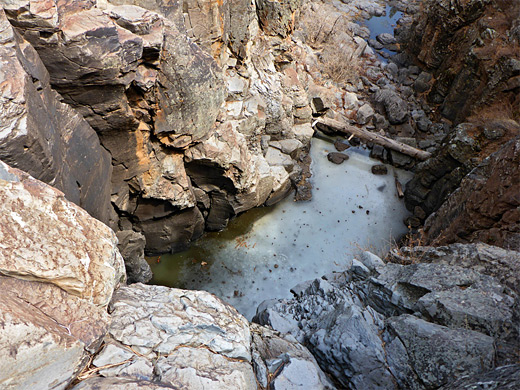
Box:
[0,161,125,306]
[0,287,87,390]
[116,230,152,283]
[0,8,112,223]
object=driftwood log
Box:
[315,117,432,161]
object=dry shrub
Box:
[296,2,363,84]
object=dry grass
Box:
[296,3,363,84]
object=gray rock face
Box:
[0,8,112,223]
[116,230,152,283]
[440,364,520,390]
[384,314,495,389]
[250,323,336,389]
[72,377,176,390]
[255,246,518,389]
[356,103,375,125]
[373,88,408,124]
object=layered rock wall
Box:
[402,0,520,123]
[2,0,314,254]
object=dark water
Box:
[364,4,403,59]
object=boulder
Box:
[255,249,517,388]
[0,161,125,306]
[373,88,408,124]
[76,283,257,389]
[356,103,375,125]
[327,152,349,164]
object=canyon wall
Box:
[2,0,313,254]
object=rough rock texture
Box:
[440,364,520,390]
[403,0,520,123]
[0,161,125,306]
[256,0,301,38]
[0,8,112,223]
[82,283,257,389]
[72,377,176,389]
[424,137,520,250]
[0,162,124,389]
[250,323,335,389]
[116,230,152,283]
[255,248,518,389]
[388,243,520,294]
[404,121,519,229]
[2,0,314,253]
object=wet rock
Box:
[327,152,350,164]
[371,164,388,175]
[376,33,396,45]
[356,103,375,125]
[0,161,125,306]
[334,139,351,152]
[116,230,152,284]
[0,9,112,223]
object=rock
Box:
[0,286,87,390]
[327,152,349,164]
[71,377,176,389]
[376,33,396,45]
[424,137,520,250]
[0,276,111,390]
[334,139,350,152]
[0,8,112,223]
[343,91,359,110]
[440,364,520,390]
[405,0,519,122]
[356,103,375,125]
[255,250,517,388]
[250,323,335,390]
[116,230,153,284]
[414,71,432,93]
[256,0,301,38]
[0,161,125,306]
[371,164,388,175]
[384,314,495,389]
[373,89,408,124]
[368,38,383,50]
[389,243,520,294]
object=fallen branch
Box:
[315,117,432,161]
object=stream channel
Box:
[149,4,411,320]
[149,137,412,320]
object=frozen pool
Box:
[150,137,412,319]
